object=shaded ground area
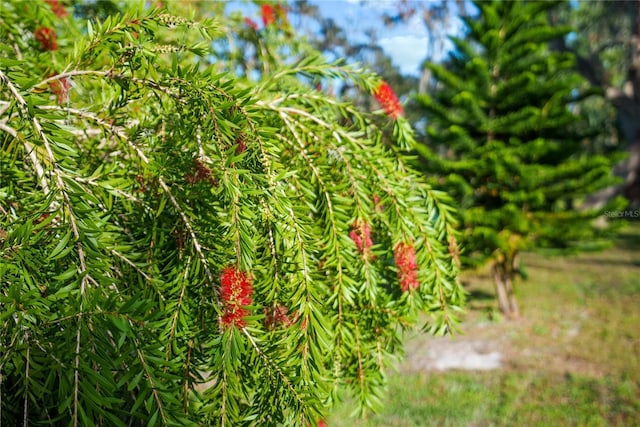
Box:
[330,223,640,426]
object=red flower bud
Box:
[244,17,259,31]
[49,75,70,104]
[34,27,58,51]
[349,221,373,256]
[261,4,276,27]
[394,242,419,292]
[373,81,404,119]
[220,266,253,328]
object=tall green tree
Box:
[414,0,622,318]
[552,0,640,208]
[0,1,462,425]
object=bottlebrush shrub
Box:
[0,1,463,426]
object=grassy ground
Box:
[329,222,640,426]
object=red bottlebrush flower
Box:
[261,4,276,27]
[49,76,70,104]
[45,0,68,18]
[244,17,259,31]
[317,421,328,427]
[220,266,253,328]
[394,242,419,292]
[34,27,58,51]
[349,221,373,256]
[373,81,404,119]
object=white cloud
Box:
[378,35,428,76]
[406,13,428,36]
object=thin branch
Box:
[23,338,29,427]
[134,346,168,425]
[0,123,50,194]
[0,68,90,427]
[111,250,154,283]
[232,191,242,266]
[75,177,140,203]
[131,76,182,100]
[40,103,217,288]
[0,100,11,116]
[157,177,215,284]
[242,328,307,408]
[31,70,109,92]
[220,333,231,427]
[38,106,128,139]
[259,200,280,294]
[278,113,349,344]
[1,363,3,427]
[0,70,27,107]
[353,318,365,390]
[166,256,191,363]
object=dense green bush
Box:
[0,1,463,425]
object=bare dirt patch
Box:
[401,336,503,373]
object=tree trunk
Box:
[609,93,640,206]
[492,253,521,319]
[623,133,640,204]
[492,260,519,319]
[504,274,519,318]
[493,263,510,316]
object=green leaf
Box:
[48,231,72,260]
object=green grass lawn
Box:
[329,222,640,426]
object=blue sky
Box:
[311,0,472,75]
[230,0,466,76]
[309,0,437,75]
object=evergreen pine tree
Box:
[414,0,623,318]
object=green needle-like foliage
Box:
[414,0,624,318]
[0,1,463,425]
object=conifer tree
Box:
[0,1,463,425]
[414,0,623,318]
